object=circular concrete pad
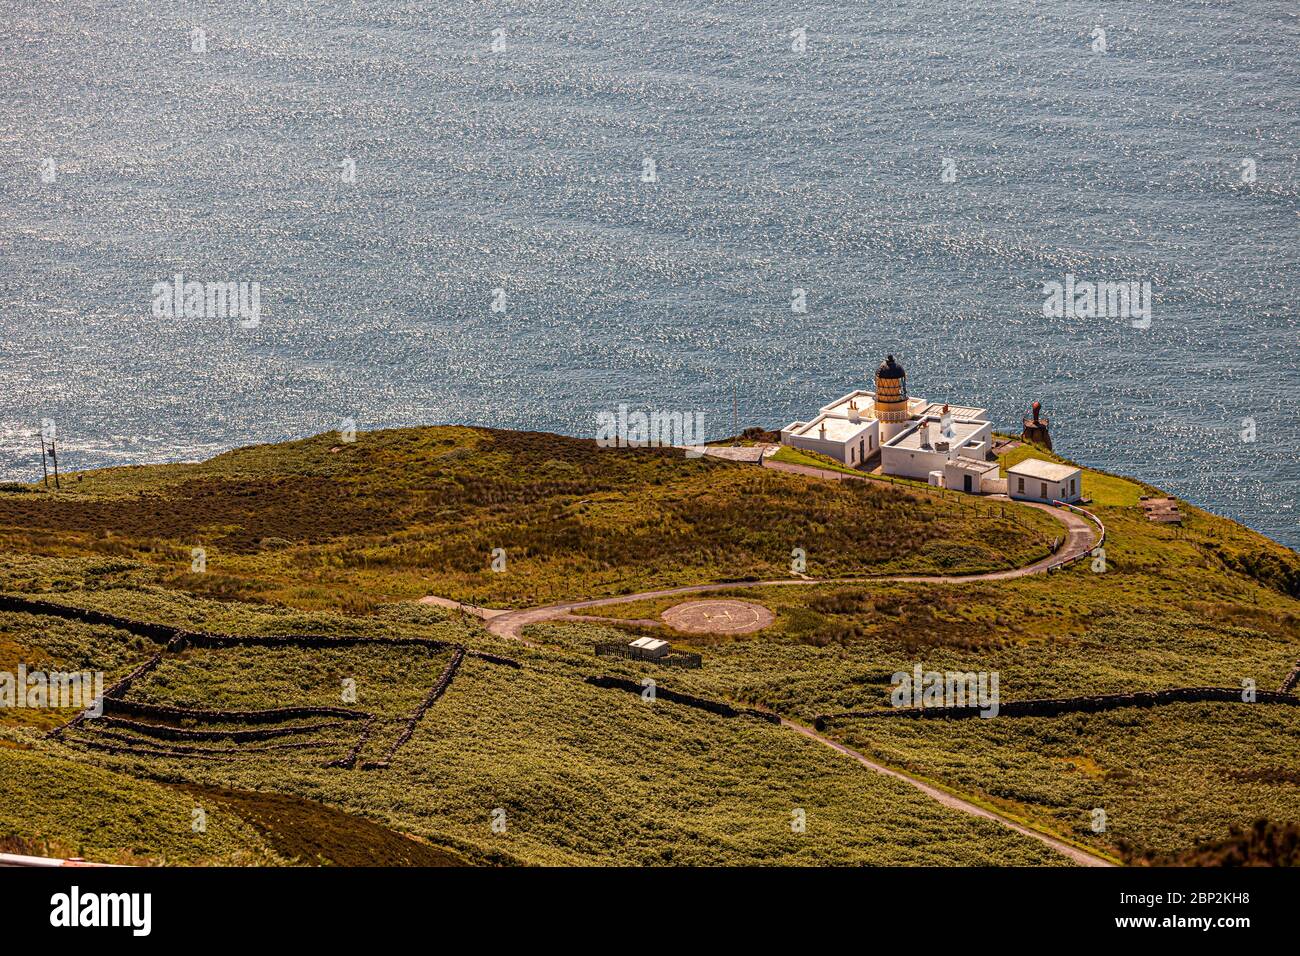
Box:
[661,600,774,635]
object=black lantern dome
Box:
[876,354,905,380]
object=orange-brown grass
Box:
[0,426,1059,611]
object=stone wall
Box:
[584,675,779,724]
[95,715,354,742]
[362,648,466,770]
[814,686,1299,729]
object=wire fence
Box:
[594,642,702,669]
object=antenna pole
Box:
[50,438,60,490]
[38,429,49,488]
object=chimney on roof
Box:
[918,420,930,448]
[819,421,826,440]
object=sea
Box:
[1,0,1296,547]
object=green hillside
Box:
[0,425,1295,866]
[0,426,1058,611]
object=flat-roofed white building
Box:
[945,456,1004,495]
[879,415,994,481]
[628,636,670,659]
[780,355,1006,495]
[1007,458,1082,503]
[780,412,879,468]
[782,356,982,469]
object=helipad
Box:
[660,600,774,635]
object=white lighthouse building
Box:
[778,354,1080,499]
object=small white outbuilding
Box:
[943,457,1002,495]
[628,637,670,659]
[1007,458,1082,503]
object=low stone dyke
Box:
[93,716,354,742]
[469,651,522,669]
[327,717,379,769]
[100,698,372,724]
[87,728,336,757]
[363,648,466,769]
[0,593,180,643]
[813,686,1300,729]
[1280,661,1300,695]
[584,675,780,724]
[3,593,525,665]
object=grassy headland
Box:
[0,426,1059,611]
[0,425,1295,865]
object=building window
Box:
[1017,477,1024,493]
[1041,482,1048,499]
[1069,478,1076,496]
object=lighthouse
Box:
[874,354,911,442]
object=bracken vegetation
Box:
[0,426,1058,611]
[0,587,1067,866]
[539,445,1300,861]
[0,426,1295,865]
[1126,820,1300,867]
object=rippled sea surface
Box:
[1,1,1296,547]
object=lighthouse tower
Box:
[874,354,911,442]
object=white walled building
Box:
[781,356,994,470]
[878,415,994,481]
[780,354,1069,499]
[783,356,995,480]
[1007,458,1082,503]
[780,413,878,468]
[945,457,1005,495]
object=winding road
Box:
[420,482,1112,866]
[426,498,1097,642]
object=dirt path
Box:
[419,478,1107,867]
[475,499,1095,641]
[417,595,505,618]
[781,720,1113,867]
